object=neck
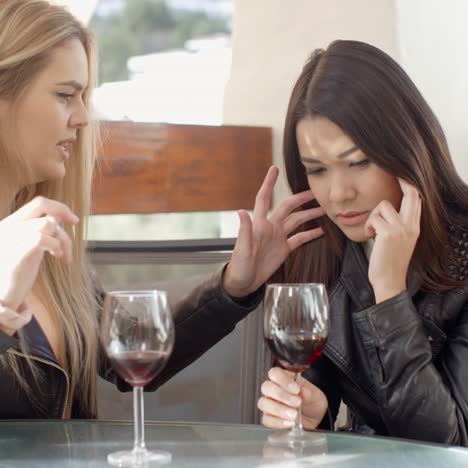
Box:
[0,180,25,220]
[362,237,375,261]
[0,195,16,220]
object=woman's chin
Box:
[48,162,67,180]
[33,167,66,184]
[341,226,373,243]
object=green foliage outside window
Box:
[90,0,230,83]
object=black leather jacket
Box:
[307,238,468,446]
[0,268,257,419]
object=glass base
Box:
[107,448,171,466]
[268,428,326,448]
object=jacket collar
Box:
[19,315,60,366]
[339,240,420,311]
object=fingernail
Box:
[287,382,300,393]
[285,409,297,420]
[71,214,79,223]
[283,419,294,427]
[289,396,301,407]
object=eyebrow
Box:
[55,80,86,91]
[301,146,359,164]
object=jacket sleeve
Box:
[99,265,264,391]
[352,289,468,446]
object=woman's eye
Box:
[350,159,370,167]
[57,93,73,101]
[306,167,326,175]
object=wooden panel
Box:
[92,121,272,214]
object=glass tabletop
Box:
[0,420,467,467]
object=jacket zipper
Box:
[8,349,70,419]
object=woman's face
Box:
[296,116,402,242]
[0,37,89,184]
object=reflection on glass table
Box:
[1,420,468,467]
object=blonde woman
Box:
[0,0,323,419]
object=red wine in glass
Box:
[263,283,329,447]
[265,333,326,373]
[101,290,174,466]
[109,350,171,387]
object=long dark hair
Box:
[279,40,468,291]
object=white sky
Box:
[48,0,99,24]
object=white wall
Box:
[396,0,468,181]
[224,0,467,207]
[223,0,399,202]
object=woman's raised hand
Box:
[0,197,78,335]
[365,178,421,303]
[223,166,325,297]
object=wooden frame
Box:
[92,121,272,214]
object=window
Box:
[87,0,242,242]
[90,0,233,125]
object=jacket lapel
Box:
[19,315,60,365]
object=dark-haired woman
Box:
[237,40,468,445]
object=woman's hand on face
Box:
[365,178,421,303]
[223,166,325,298]
[258,367,328,430]
[0,197,78,325]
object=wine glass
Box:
[101,290,175,466]
[263,283,329,447]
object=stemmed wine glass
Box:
[263,283,329,446]
[101,290,175,466]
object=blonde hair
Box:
[0,0,99,416]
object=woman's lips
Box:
[336,211,369,226]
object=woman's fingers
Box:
[261,379,302,408]
[269,191,317,225]
[398,178,421,226]
[259,368,301,429]
[35,216,60,237]
[282,207,325,235]
[31,231,62,257]
[27,218,72,263]
[0,302,33,336]
[267,367,298,389]
[371,200,400,225]
[364,211,388,238]
[6,196,79,225]
[287,227,324,251]
[261,413,295,429]
[259,368,328,431]
[234,210,253,257]
[253,167,279,222]
[366,192,421,240]
[258,396,297,424]
[3,198,76,264]
[50,220,73,264]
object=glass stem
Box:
[291,372,303,433]
[133,386,146,452]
